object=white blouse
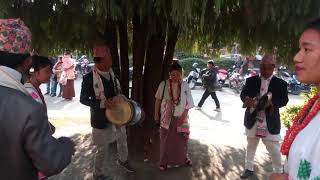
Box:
[155,80,194,117]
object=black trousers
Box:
[198,89,220,108]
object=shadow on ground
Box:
[45,97,81,111]
[50,133,273,180]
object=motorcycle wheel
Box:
[235,87,240,94]
[234,82,243,94]
[216,83,223,91]
[189,80,196,89]
[228,80,233,88]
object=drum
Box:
[105,99,144,127]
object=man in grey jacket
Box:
[0,18,75,179]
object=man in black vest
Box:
[240,55,288,179]
[80,45,134,180]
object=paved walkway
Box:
[43,80,303,180]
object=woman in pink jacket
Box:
[61,52,76,100]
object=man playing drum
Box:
[80,44,134,180]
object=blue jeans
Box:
[46,81,51,94]
[46,75,59,95]
[50,80,58,95]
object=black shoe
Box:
[50,94,56,97]
[44,92,50,95]
[116,160,135,173]
[240,169,254,179]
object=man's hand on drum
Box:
[113,95,125,103]
[105,95,125,109]
[105,99,115,109]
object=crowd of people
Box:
[44,53,75,100]
[1,16,320,180]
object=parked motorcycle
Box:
[76,55,93,75]
[217,68,228,86]
[228,71,245,93]
[275,69,292,84]
[80,58,89,75]
[187,63,203,89]
[228,69,257,93]
[288,75,310,95]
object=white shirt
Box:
[96,69,121,91]
[97,70,111,80]
[260,75,272,95]
[155,80,194,117]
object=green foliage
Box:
[175,52,204,59]
[179,57,207,74]
[281,87,319,128]
[301,87,319,103]
[179,0,320,66]
[214,58,235,70]
[2,0,320,67]
[281,105,302,129]
[0,0,195,54]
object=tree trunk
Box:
[141,20,166,158]
[104,17,120,79]
[131,16,148,104]
[127,15,149,154]
[118,19,130,98]
[143,33,166,122]
[162,24,179,80]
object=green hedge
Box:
[179,57,235,76]
[179,58,207,75]
[214,58,235,70]
[175,52,204,59]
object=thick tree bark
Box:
[127,15,149,153]
[162,24,179,80]
[141,19,167,157]
[131,16,148,104]
[143,34,166,123]
[118,20,130,98]
[104,17,120,79]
